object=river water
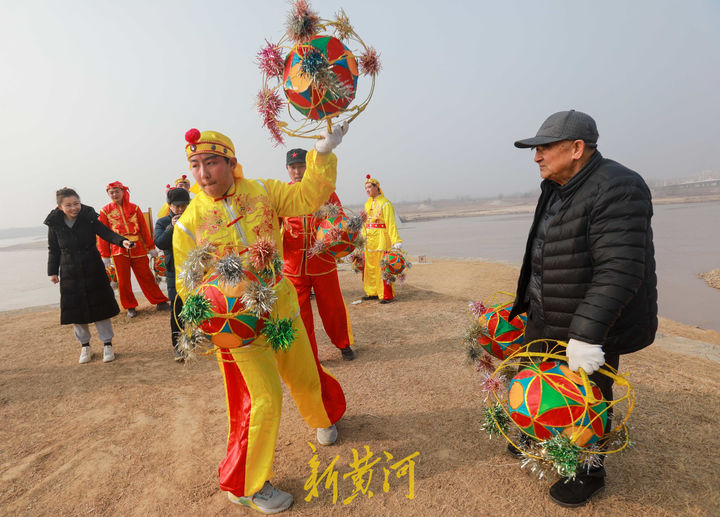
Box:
[2,202,719,331]
[400,201,720,332]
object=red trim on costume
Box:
[366,223,386,228]
[218,349,252,497]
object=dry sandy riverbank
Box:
[1,259,718,516]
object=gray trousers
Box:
[73,319,114,345]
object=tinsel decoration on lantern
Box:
[346,248,364,274]
[177,240,297,360]
[257,0,380,145]
[311,202,366,260]
[153,252,167,283]
[380,249,411,283]
[466,337,635,480]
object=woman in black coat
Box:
[45,188,132,364]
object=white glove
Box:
[315,121,349,153]
[566,338,605,374]
[392,242,403,250]
[103,257,111,267]
[148,249,159,258]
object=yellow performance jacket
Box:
[362,194,401,252]
[173,150,337,302]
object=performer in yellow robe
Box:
[362,175,402,303]
[173,126,348,514]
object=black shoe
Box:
[127,308,137,318]
[173,347,184,362]
[361,295,378,300]
[341,347,355,361]
[379,299,393,304]
[157,301,171,311]
[549,473,605,508]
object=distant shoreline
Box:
[397,193,720,223]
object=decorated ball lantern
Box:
[153,252,167,278]
[477,304,527,360]
[316,214,359,259]
[508,361,608,447]
[195,276,265,349]
[106,263,117,284]
[283,35,359,120]
[382,250,406,276]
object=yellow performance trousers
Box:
[363,250,394,300]
[216,280,346,497]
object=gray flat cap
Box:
[514,110,599,148]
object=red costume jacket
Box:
[282,191,342,277]
[97,202,155,258]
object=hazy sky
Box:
[2,0,719,230]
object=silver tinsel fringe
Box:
[241,282,278,316]
[215,253,245,287]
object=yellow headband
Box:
[365,174,383,195]
[185,128,236,160]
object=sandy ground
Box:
[700,268,720,290]
[2,259,719,516]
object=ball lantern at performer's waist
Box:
[195,274,266,349]
[283,35,359,120]
[316,215,359,259]
[508,361,608,447]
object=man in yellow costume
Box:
[362,174,402,303]
[173,125,348,514]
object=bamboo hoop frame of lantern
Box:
[473,340,635,480]
[256,1,380,146]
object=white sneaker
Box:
[103,344,115,363]
[79,346,92,364]
[227,481,293,514]
[316,424,338,445]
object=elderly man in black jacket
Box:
[509,110,657,507]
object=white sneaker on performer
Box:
[316,424,338,445]
[103,344,115,363]
[227,481,293,514]
[79,346,92,364]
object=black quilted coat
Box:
[45,205,126,325]
[510,152,657,355]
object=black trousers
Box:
[169,289,184,351]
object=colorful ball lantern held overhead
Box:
[256,1,380,145]
[283,35,359,120]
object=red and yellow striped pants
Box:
[215,279,346,497]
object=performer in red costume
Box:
[282,148,355,361]
[97,181,169,317]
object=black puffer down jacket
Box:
[45,205,126,325]
[510,152,657,355]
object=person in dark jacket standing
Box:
[154,187,190,361]
[509,110,657,507]
[45,188,134,364]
